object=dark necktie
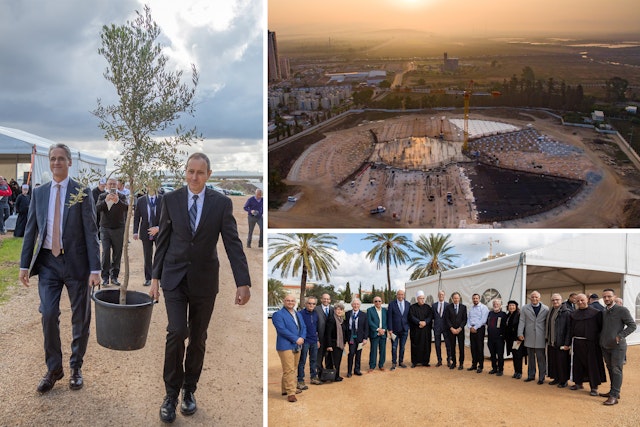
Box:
[189,194,198,235]
[149,196,156,225]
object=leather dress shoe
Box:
[287,395,297,402]
[558,382,568,388]
[549,379,560,385]
[37,368,64,393]
[476,368,483,374]
[143,280,151,286]
[496,371,503,376]
[69,368,83,390]
[488,369,497,374]
[537,379,545,385]
[181,390,197,415]
[598,392,620,399]
[346,373,352,378]
[590,389,599,396]
[436,362,442,367]
[399,363,407,368]
[335,376,343,382]
[111,278,121,286]
[514,373,522,379]
[467,366,477,371]
[524,377,535,382]
[159,395,178,424]
[354,371,362,376]
[570,384,584,390]
[458,365,464,370]
[101,280,110,287]
[390,363,396,371]
[603,396,618,405]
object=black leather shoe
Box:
[181,390,197,416]
[449,364,456,370]
[549,379,560,385]
[111,278,121,286]
[524,377,535,382]
[37,368,64,393]
[160,395,178,424]
[458,365,464,370]
[101,280,110,287]
[69,368,83,390]
[467,366,477,371]
[143,280,151,286]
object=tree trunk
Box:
[119,179,135,305]
[386,250,391,305]
[299,266,308,308]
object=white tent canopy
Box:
[406,234,640,345]
[0,126,107,185]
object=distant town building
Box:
[268,30,281,81]
[592,110,605,122]
[279,56,290,79]
[443,52,459,72]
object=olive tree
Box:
[92,5,201,304]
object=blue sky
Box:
[0,0,263,173]
[269,231,581,292]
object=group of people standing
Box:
[0,175,31,236]
[273,288,635,407]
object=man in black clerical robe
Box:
[570,294,607,395]
[408,291,433,367]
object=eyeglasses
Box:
[374,300,382,303]
[306,302,317,305]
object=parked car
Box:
[446,192,453,204]
[287,196,297,202]
[267,306,280,318]
[370,206,386,214]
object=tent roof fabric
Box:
[0,126,106,165]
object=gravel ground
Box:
[0,196,263,426]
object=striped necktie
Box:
[189,194,199,235]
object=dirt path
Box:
[0,196,263,426]
[267,325,640,426]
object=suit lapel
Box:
[62,179,76,233]
[195,189,214,235]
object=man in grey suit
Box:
[518,290,549,384]
[150,153,251,424]
[19,144,101,393]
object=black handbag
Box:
[319,367,336,382]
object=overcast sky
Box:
[0,0,263,173]
[270,0,639,37]
[268,231,582,292]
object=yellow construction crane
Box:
[463,80,474,152]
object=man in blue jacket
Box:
[273,295,306,402]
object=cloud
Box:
[0,0,262,172]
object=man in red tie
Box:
[19,144,101,393]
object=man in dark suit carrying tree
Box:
[150,152,251,424]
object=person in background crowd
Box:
[95,178,128,287]
[564,293,578,310]
[0,176,11,234]
[599,289,636,405]
[13,184,31,237]
[486,299,507,376]
[546,293,572,388]
[243,188,263,248]
[589,294,605,311]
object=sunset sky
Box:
[270,0,639,37]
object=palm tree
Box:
[269,233,338,307]
[409,233,460,280]
[362,233,413,304]
[267,278,287,307]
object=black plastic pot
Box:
[92,289,154,351]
